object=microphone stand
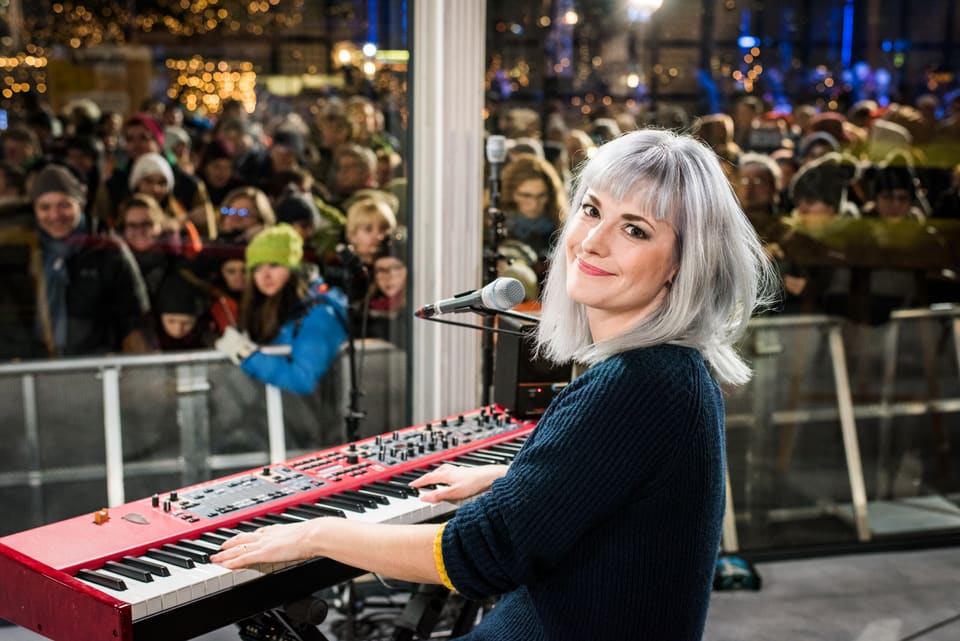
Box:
[481,136,508,405]
[335,248,368,445]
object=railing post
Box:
[100,366,125,507]
[176,362,213,485]
[265,384,286,463]
[22,374,44,526]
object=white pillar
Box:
[410,0,487,424]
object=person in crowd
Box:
[346,95,401,153]
[2,125,43,172]
[330,143,377,208]
[163,125,194,176]
[206,247,246,333]
[736,152,787,240]
[214,224,347,394]
[237,128,308,194]
[692,112,742,166]
[344,195,397,267]
[128,152,205,253]
[147,269,215,351]
[62,135,104,212]
[212,129,778,641]
[796,130,840,166]
[861,159,928,220]
[500,153,567,273]
[26,164,150,357]
[268,167,345,260]
[196,138,242,208]
[564,129,596,168]
[217,185,276,245]
[362,235,408,348]
[116,193,181,299]
[92,113,211,233]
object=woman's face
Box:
[374,256,407,298]
[253,263,291,297]
[875,189,912,219]
[565,187,677,341]
[220,196,257,231]
[161,313,197,339]
[794,198,836,226]
[220,258,246,293]
[122,205,162,251]
[348,217,390,264]
[513,178,550,218]
[204,158,234,189]
[135,173,171,203]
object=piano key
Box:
[75,569,161,620]
[102,560,154,583]
[162,543,210,564]
[176,539,221,555]
[257,513,305,525]
[199,531,229,546]
[342,489,390,505]
[76,568,127,591]
[315,497,366,513]
[120,555,171,577]
[145,547,195,569]
[335,490,384,508]
[368,480,413,498]
[297,503,346,518]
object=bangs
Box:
[577,138,685,227]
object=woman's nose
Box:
[580,222,609,255]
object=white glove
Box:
[215,326,258,365]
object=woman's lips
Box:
[577,258,613,276]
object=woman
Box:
[214,223,347,394]
[128,152,203,255]
[217,185,275,244]
[212,130,778,640]
[500,152,567,269]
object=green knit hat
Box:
[245,224,303,273]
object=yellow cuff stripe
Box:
[433,522,456,592]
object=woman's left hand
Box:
[211,520,319,569]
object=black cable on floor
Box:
[898,611,960,641]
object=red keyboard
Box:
[0,405,533,641]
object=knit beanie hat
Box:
[30,164,87,205]
[275,191,322,228]
[129,152,175,191]
[245,223,303,273]
[125,113,165,147]
[155,271,203,315]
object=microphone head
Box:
[486,135,507,164]
[481,277,526,311]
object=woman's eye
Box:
[625,224,647,239]
[582,204,600,218]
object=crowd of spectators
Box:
[2,86,960,380]
[0,93,410,395]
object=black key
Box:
[465,451,510,465]
[162,543,209,564]
[258,513,304,525]
[338,490,385,507]
[367,481,410,498]
[457,454,499,466]
[77,568,127,591]
[216,527,245,539]
[102,560,154,583]
[177,539,220,554]
[315,497,366,513]
[296,503,346,518]
[392,470,427,484]
[145,548,195,569]
[234,521,260,532]
[200,532,229,546]
[121,556,171,577]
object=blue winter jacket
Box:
[240,281,348,394]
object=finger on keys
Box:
[409,464,455,487]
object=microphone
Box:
[415,277,525,318]
[486,135,508,209]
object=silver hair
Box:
[536,129,780,386]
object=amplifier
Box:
[493,315,571,419]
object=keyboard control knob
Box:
[152,493,160,508]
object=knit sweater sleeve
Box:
[240,294,347,394]
[440,345,709,599]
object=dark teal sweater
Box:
[441,344,725,640]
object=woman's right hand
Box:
[410,463,509,503]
